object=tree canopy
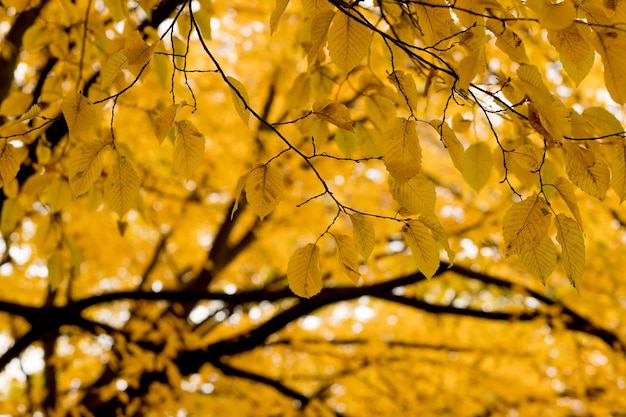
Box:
[1,0,626,415]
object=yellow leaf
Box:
[547,23,594,85]
[124,31,156,71]
[612,139,626,203]
[47,250,65,291]
[226,76,250,125]
[0,91,33,117]
[334,129,356,157]
[301,0,332,17]
[101,49,128,90]
[527,0,576,31]
[22,22,50,51]
[194,8,213,40]
[0,139,21,188]
[402,220,440,278]
[388,70,418,112]
[312,99,354,132]
[103,154,140,217]
[34,214,63,255]
[11,104,41,125]
[564,143,609,199]
[383,118,421,183]
[510,144,543,172]
[327,10,372,73]
[417,214,455,264]
[503,193,552,256]
[514,64,572,141]
[457,48,485,92]
[519,236,556,283]
[410,0,453,46]
[68,140,109,197]
[231,172,249,219]
[244,163,284,220]
[582,107,623,138]
[388,173,436,215]
[155,103,184,144]
[430,120,464,172]
[552,177,583,229]
[104,0,128,21]
[462,142,492,192]
[355,124,382,157]
[350,213,375,261]
[47,178,72,213]
[486,19,528,63]
[174,120,205,178]
[22,172,56,197]
[287,243,323,298]
[589,13,626,104]
[1,198,22,235]
[62,91,97,140]
[307,10,335,67]
[555,214,585,290]
[516,64,551,96]
[334,234,360,283]
[270,0,290,34]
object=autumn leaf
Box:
[227,76,251,125]
[564,143,610,200]
[411,0,452,46]
[417,214,455,265]
[287,243,323,298]
[101,49,128,90]
[123,30,157,71]
[173,120,205,178]
[231,172,249,219]
[527,0,576,31]
[0,139,21,188]
[547,23,594,85]
[519,236,556,283]
[462,142,492,192]
[383,118,422,183]
[402,219,440,278]
[244,163,284,220]
[312,99,354,132]
[350,213,375,261]
[502,194,552,256]
[47,249,65,290]
[510,144,543,172]
[430,120,464,172]
[327,10,372,73]
[551,177,583,229]
[155,102,184,144]
[555,214,585,289]
[388,70,418,112]
[588,12,626,104]
[334,234,360,283]
[307,10,335,67]
[61,91,97,140]
[11,103,41,125]
[486,19,528,63]
[388,173,436,215]
[0,91,32,117]
[269,0,290,34]
[68,140,109,197]
[612,139,626,203]
[103,154,140,217]
[47,178,72,213]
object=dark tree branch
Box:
[210,359,309,405]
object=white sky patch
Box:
[300,315,321,330]
[458,238,478,259]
